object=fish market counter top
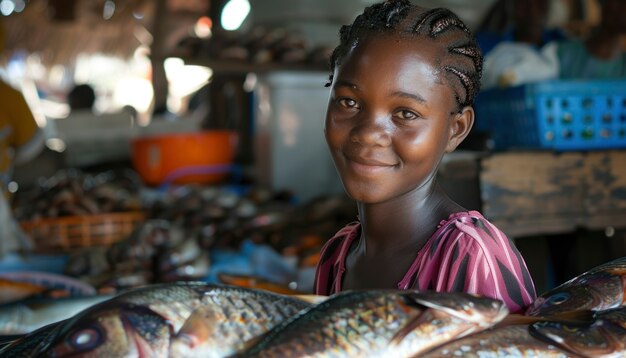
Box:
[439,149,626,239]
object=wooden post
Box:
[150,0,169,115]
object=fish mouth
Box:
[121,314,158,358]
[120,306,170,358]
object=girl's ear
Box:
[445,106,474,153]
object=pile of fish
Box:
[1,256,624,357]
[0,282,509,357]
[62,185,355,293]
[425,256,626,357]
[13,169,142,221]
[8,169,626,356]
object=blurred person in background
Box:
[67,83,96,112]
[476,0,567,56]
[0,22,45,256]
[477,0,569,89]
[556,0,626,79]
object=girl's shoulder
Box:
[435,210,506,240]
[427,210,515,257]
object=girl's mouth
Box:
[345,156,397,175]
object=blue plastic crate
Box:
[474,80,626,151]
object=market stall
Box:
[1,0,626,357]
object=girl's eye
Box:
[338,98,359,109]
[395,110,419,120]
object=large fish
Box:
[530,306,626,358]
[421,325,580,357]
[14,282,310,357]
[238,290,508,358]
[526,256,626,316]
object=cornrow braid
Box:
[327,0,483,108]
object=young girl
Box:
[314,0,536,313]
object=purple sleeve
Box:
[416,217,537,314]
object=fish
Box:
[160,254,210,282]
[0,321,64,358]
[0,295,111,335]
[29,282,311,357]
[157,237,203,273]
[0,278,47,305]
[526,256,626,317]
[420,325,580,358]
[530,306,626,358]
[238,290,508,358]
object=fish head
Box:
[530,307,626,356]
[526,273,624,316]
[41,303,171,357]
[408,291,509,326]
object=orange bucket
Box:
[131,130,238,186]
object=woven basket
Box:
[20,212,145,253]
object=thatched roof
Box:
[2,0,208,67]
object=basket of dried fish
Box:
[20,211,145,252]
[13,169,147,253]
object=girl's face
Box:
[325,34,472,204]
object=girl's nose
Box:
[349,112,391,147]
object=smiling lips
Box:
[345,155,397,175]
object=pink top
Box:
[313,211,537,313]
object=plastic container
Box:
[474,80,626,151]
[131,130,239,186]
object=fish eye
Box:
[547,292,570,305]
[69,326,103,351]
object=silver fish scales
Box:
[1,282,311,357]
[239,290,508,358]
[421,325,581,357]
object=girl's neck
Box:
[355,182,460,257]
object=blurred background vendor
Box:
[0,21,45,256]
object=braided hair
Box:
[327,0,483,108]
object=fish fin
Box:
[499,310,595,326]
[292,295,328,305]
[389,308,439,345]
[173,307,221,348]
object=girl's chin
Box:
[343,187,386,204]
